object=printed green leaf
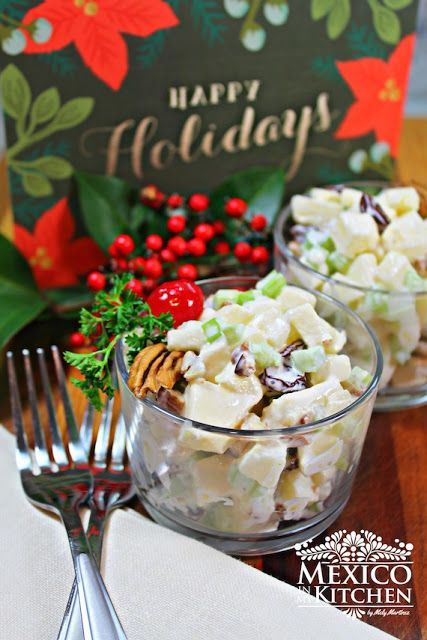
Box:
[50,97,94,131]
[326,0,351,38]
[383,0,412,8]
[22,172,53,197]
[0,64,31,121]
[0,234,47,348]
[30,87,60,127]
[311,0,335,20]
[372,5,401,43]
[75,172,133,251]
[210,166,286,225]
[32,156,73,179]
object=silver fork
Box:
[58,386,135,640]
[7,346,127,640]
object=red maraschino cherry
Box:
[147,280,204,327]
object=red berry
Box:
[69,331,85,348]
[250,214,268,231]
[213,220,225,234]
[112,258,128,272]
[188,193,209,212]
[87,271,106,292]
[167,215,186,234]
[113,234,135,257]
[187,237,206,257]
[233,242,252,262]
[128,256,145,273]
[108,242,120,258]
[144,258,163,279]
[142,279,156,295]
[145,234,163,251]
[251,246,269,264]
[167,235,187,257]
[167,193,184,208]
[140,184,165,209]
[225,197,248,218]
[214,241,231,255]
[125,278,144,296]
[177,264,198,280]
[160,248,176,263]
[147,280,204,327]
[194,223,215,241]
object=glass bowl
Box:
[116,276,381,556]
[274,189,427,411]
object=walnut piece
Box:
[128,343,184,398]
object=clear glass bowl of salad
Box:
[116,274,381,555]
[274,183,427,411]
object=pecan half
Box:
[128,344,184,398]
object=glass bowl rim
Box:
[115,275,383,438]
[274,185,427,298]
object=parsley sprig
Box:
[64,274,173,410]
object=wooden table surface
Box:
[1,118,426,640]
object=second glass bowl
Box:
[117,276,381,555]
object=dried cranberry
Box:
[260,364,306,394]
[231,345,256,377]
[359,193,390,231]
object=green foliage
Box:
[368,0,401,44]
[346,22,388,58]
[0,63,31,129]
[311,0,336,19]
[64,274,173,409]
[40,50,78,77]
[311,55,344,82]
[383,0,412,8]
[188,0,227,46]
[22,172,52,197]
[327,0,351,39]
[210,166,286,225]
[137,31,167,69]
[0,234,47,349]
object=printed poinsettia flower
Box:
[14,197,106,289]
[22,0,179,90]
[334,34,415,156]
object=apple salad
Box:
[124,272,375,534]
[286,186,427,390]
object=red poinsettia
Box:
[334,34,415,156]
[22,0,179,90]
[14,198,106,289]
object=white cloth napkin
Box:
[0,427,395,640]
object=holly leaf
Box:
[75,171,133,251]
[22,173,53,197]
[383,0,412,8]
[210,166,286,225]
[371,5,401,43]
[50,97,94,131]
[311,0,335,20]
[30,87,60,128]
[129,202,166,235]
[32,156,73,179]
[0,63,31,122]
[326,0,351,38]
[0,234,47,348]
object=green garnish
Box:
[202,318,223,343]
[326,251,350,274]
[237,290,256,304]
[256,270,286,298]
[64,274,173,410]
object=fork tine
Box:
[6,352,32,471]
[36,348,69,468]
[22,349,51,471]
[93,386,115,469]
[51,346,87,466]
[110,414,127,472]
[80,402,95,456]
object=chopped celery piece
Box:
[237,289,256,304]
[404,268,427,292]
[291,346,326,373]
[320,235,336,252]
[346,366,372,393]
[213,289,240,309]
[326,251,350,274]
[249,341,281,369]
[202,318,223,343]
[365,290,388,314]
[223,323,245,347]
[256,270,286,298]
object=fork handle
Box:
[61,509,127,640]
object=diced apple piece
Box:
[285,303,346,353]
[291,195,341,225]
[262,377,342,427]
[379,187,420,215]
[340,188,365,210]
[181,351,206,381]
[183,378,262,429]
[346,253,378,287]
[277,469,317,504]
[299,431,343,475]
[167,320,206,352]
[382,211,427,260]
[198,335,232,381]
[238,441,287,488]
[322,274,364,306]
[276,285,316,312]
[310,354,352,384]
[330,211,379,258]
[308,187,341,202]
[325,387,354,414]
[216,303,253,325]
[311,468,336,501]
[376,251,413,290]
[192,454,233,507]
[240,413,265,430]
